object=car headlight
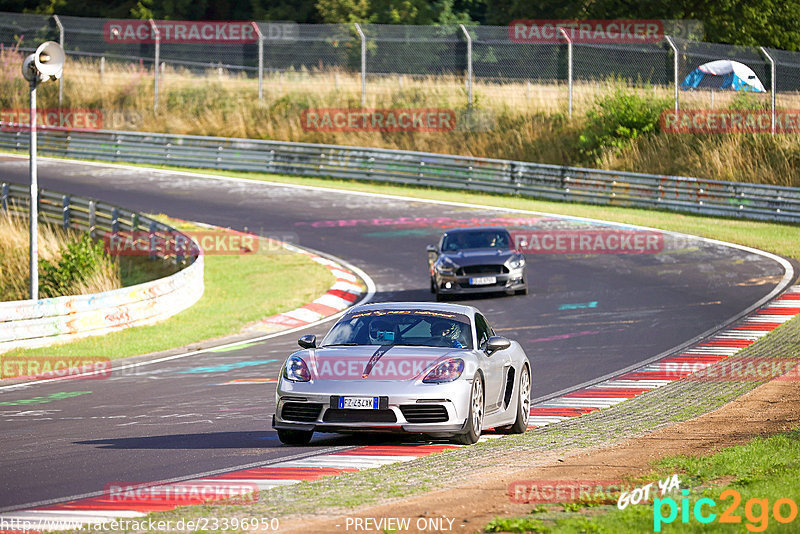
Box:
[422,358,464,383]
[506,255,526,270]
[283,355,311,382]
[435,257,458,274]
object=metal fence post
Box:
[354,23,366,108]
[759,47,776,135]
[62,195,70,229]
[558,27,573,118]
[52,15,64,108]
[149,19,160,112]
[460,24,473,109]
[665,35,679,113]
[253,22,263,101]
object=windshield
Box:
[442,229,511,251]
[322,309,473,349]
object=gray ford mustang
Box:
[273,302,531,445]
[427,227,527,300]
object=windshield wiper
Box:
[322,343,358,347]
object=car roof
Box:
[347,301,478,317]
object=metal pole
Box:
[253,22,263,101]
[665,35,679,113]
[150,19,160,111]
[460,24,473,108]
[559,27,572,118]
[759,46,776,135]
[53,15,64,109]
[29,80,38,300]
[354,23,366,107]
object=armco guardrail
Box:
[1,128,799,223]
[0,182,203,352]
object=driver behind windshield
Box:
[430,320,465,349]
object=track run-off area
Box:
[0,155,795,520]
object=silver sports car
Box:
[427,227,528,300]
[273,302,531,445]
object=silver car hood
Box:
[303,345,465,381]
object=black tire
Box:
[454,376,484,445]
[277,428,314,445]
[499,366,530,434]
[430,278,436,294]
[435,291,448,302]
[516,282,528,296]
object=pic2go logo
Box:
[654,489,799,532]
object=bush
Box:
[728,91,769,111]
[578,89,670,163]
[39,234,112,298]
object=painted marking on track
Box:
[558,301,598,310]
[222,378,278,384]
[207,342,263,353]
[0,391,92,406]
[528,330,601,343]
[176,360,278,374]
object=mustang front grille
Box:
[456,265,508,275]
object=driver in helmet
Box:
[430,320,465,348]
[369,319,397,344]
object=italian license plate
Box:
[339,396,379,409]
[469,276,496,285]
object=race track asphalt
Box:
[0,156,789,509]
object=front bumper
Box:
[273,377,472,436]
[434,268,526,295]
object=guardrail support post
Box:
[111,207,119,233]
[759,46,776,135]
[150,19,160,112]
[355,23,366,108]
[149,221,157,260]
[88,200,96,238]
[52,15,64,109]
[1,183,7,212]
[665,35,679,113]
[558,27,573,118]
[460,24,473,109]
[62,195,70,229]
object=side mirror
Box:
[298,334,316,349]
[484,336,511,355]
[426,244,437,253]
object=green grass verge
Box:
[483,427,800,533]
[2,216,335,360]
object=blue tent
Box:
[681,60,766,92]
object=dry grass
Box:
[2,49,800,187]
[0,210,121,301]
